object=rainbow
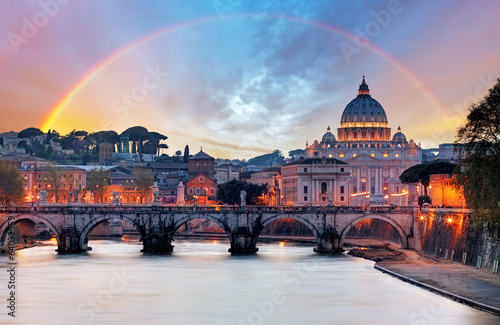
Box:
[41,13,445,131]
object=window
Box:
[340,196,344,201]
[383,152,388,158]
[395,153,400,158]
[328,154,332,158]
[353,186,357,193]
[321,182,327,194]
[304,186,308,194]
[304,196,308,201]
[340,168,344,172]
[211,189,214,194]
[370,153,375,157]
[189,189,193,194]
[395,186,400,193]
[303,168,307,172]
[371,186,375,194]
[196,188,200,194]
[352,153,356,158]
[340,186,345,194]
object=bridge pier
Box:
[140,231,175,253]
[228,228,258,254]
[314,227,344,253]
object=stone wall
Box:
[416,210,500,272]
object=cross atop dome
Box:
[358,75,370,96]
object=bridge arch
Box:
[172,214,232,240]
[0,214,61,250]
[78,215,142,250]
[340,214,408,248]
[259,214,321,245]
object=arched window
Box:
[321,182,327,194]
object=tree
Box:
[145,131,168,155]
[18,127,43,153]
[121,126,149,161]
[248,150,285,167]
[400,161,455,196]
[133,169,154,203]
[0,162,24,205]
[455,78,500,222]
[175,150,182,157]
[86,168,110,203]
[44,164,63,203]
[217,180,267,205]
[183,145,189,163]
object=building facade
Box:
[186,149,217,204]
[278,158,350,206]
[305,77,421,205]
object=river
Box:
[3,236,499,325]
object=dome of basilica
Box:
[392,126,407,143]
[321,126,336,143]
[340,76,388,127]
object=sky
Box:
[0,0,499,159]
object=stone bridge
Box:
[0,205,419,254]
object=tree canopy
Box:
[132,168,154,203]
[247,150,285,167]
[217,180,267,205]
[454,78,500,221]
[86,168,110,203]
[0,162,25,205]
[400,161,456,188]
[18,127,43,152]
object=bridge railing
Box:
[0,204,416,214]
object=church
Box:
[305,76,421,205]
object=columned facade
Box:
[305,76,421,205]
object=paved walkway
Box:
[377,248,500,314]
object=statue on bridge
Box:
[111,191,121,205]
[38,190,48,205]
[152,182,160,206]
[240,190,247,207]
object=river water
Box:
[3,236,499,325]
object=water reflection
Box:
[6,238,499,325]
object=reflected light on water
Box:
[8,238,499,325]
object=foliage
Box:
[417,195,432,206]
[18,127,43,153]
[216,179,267,205]
[288,149,306,160]
[247,150,285,167]
[0,162,25,205]
[132,169,154,203]
[44,164,63,203]
[121,126,149,160]
[454,78,500,223]
[183,145,189,163]
[400,161,456,195]
[86,168,110,203]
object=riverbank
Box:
[0,241,39,253]
[345,237,500,316]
